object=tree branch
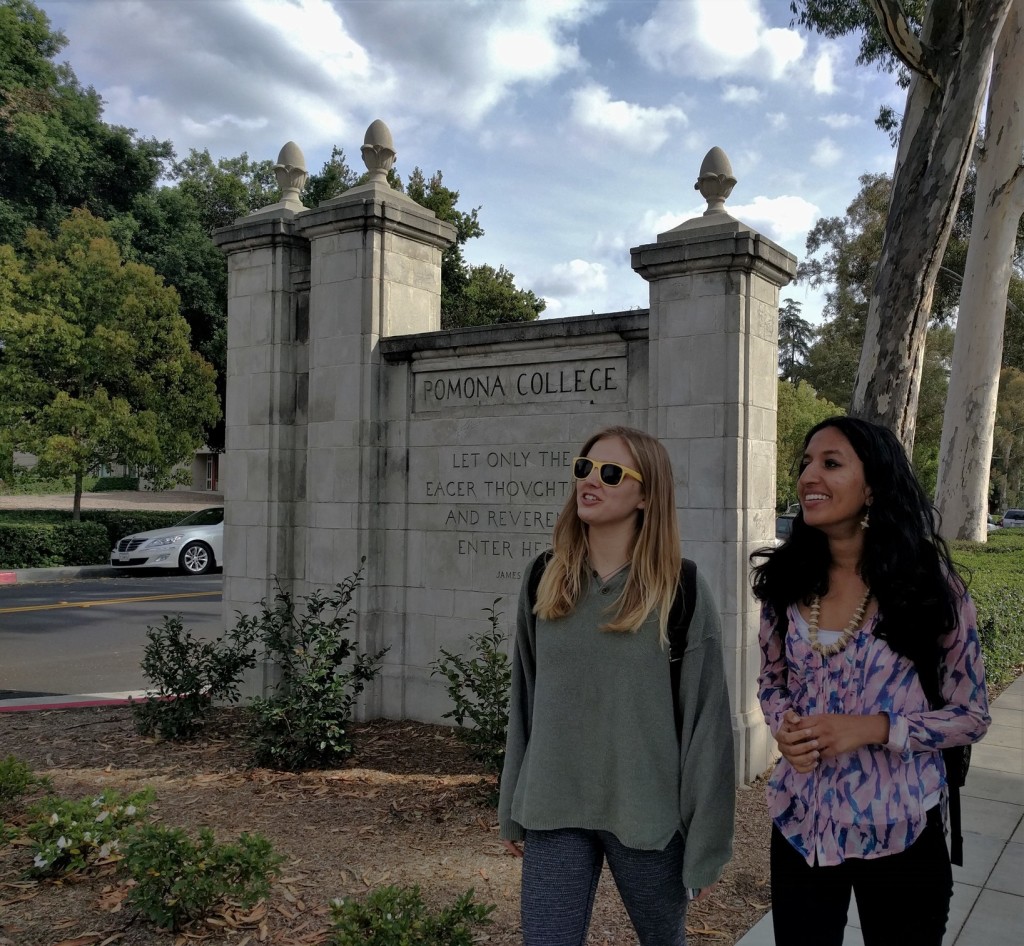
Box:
[867,0,942,84]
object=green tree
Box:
[0,0,171,248]
[778,299,815,381]
[0,210,220,517]
[169,149,279,234]
[128,186,230,450]
[301,156,544,328]
[301,146,360,208]
[776,380,843,509]
[798,173,954,487]
[793,0,1013,450]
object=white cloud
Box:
[640,192,818,246]
[811,139,843,167]
[728,195,820,242]
[766,112,789,130]
[820,113,859,129]
[569,84,686,150]
[812,49,837,94]
[631,0,805,80]
[722,85,763,105]
[535,259,609,297]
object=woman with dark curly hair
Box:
[750,416,990,946]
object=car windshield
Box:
[174,507,224,527]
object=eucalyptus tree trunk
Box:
[851,0,1013,453]
[936,0,1024,541]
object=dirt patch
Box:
[0,708,772,945]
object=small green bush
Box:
[0,467,97,495]
[0,520,110,568]
[0,510,185,568]
[90,475,140,492]
[953,531,1024,690]
[243,563,389,771]
[431,599,511,774]
[329,885,494,946]
[131,614,258,740]
[0,756,51,812]
[26,788,153,877]
[124,825,281,931]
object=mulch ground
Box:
[0,708,772,946]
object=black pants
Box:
[770,808,953,946]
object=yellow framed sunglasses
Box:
[572,456,644,487]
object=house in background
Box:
[9,448,221,493]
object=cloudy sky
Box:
[37,0,903,321]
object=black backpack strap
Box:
[669,559,698,741]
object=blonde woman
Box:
[498,426,735,946]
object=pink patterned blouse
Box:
[758,591,990,866]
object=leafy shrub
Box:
[431,599,511,773]
[26,788,153,876]
[0,756,51,812]
[243,563,389,770]
[131,615,258,740]
[953,531,1024,690]
[0,509,184,568]
[0,520,110,568]
[124,825,281,931]
[329,885,494,946]
[90,475,139,492]
[0,467,97,495]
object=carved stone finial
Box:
[362,119,397,184]
[274,141,308,210]
[695,147,736,215]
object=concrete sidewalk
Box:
[737,674,1024,946]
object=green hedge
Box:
[0,511,186,569]
[952,529,1024,690]
[0,521,110,568]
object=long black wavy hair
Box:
[751,416,965,673]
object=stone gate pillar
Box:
[215,123,455,707]
[631,148,797,783]
[213,142,311,698]
[293,121,455,715]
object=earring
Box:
[860,507,871,530]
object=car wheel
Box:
[179,541,214,575]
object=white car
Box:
[110,507,223,575]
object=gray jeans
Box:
[521,828,688,946]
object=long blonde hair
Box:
[534,426,682,644]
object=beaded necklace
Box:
[807,588,872,657]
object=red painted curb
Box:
[0,572,16,584]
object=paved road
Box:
[0,573,223,698]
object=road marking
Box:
[0,591,221,614]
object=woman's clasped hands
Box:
[777,709,891,773]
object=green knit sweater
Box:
[498,557,736,890]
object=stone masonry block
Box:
[245,451,269,500]
[686,437,732,508]
[225,374,251,429]
[247,374,273,426]
[236,265,269,297]
[250,294,275,346]
[665,403,726,440]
